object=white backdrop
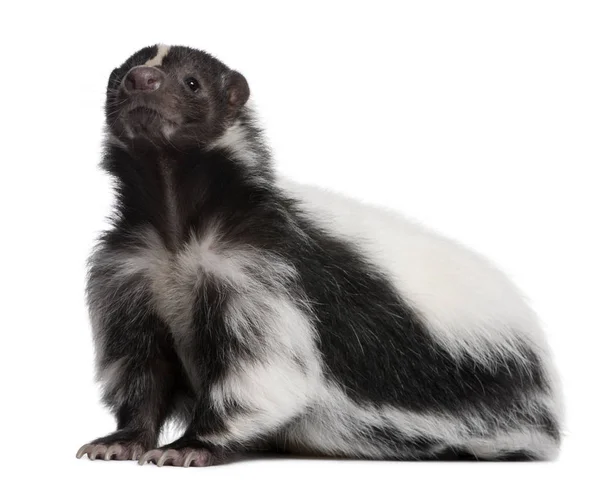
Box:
[1,1,598,480]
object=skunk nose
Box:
[124,66,164,92]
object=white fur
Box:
[286,382,558,460]
[207,349,318,445]
[92,224,321,436]
[281,179,563,425]
[209,120,259,167]
[144,44,170,67]
[281,181,544,354]
[90,183,560,458]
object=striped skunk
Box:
[76,44,562,466]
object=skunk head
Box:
[105,45,250,148]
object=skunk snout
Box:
[124,66,164,92]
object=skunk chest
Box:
[133,224,253,339]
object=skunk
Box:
[76,44,562,466]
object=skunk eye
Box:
[185,77,200,92]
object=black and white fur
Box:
[77,45,562,466]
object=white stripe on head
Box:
[145,44,171,67]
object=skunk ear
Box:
[225,71,250,113]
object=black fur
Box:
[79,45,559,465]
